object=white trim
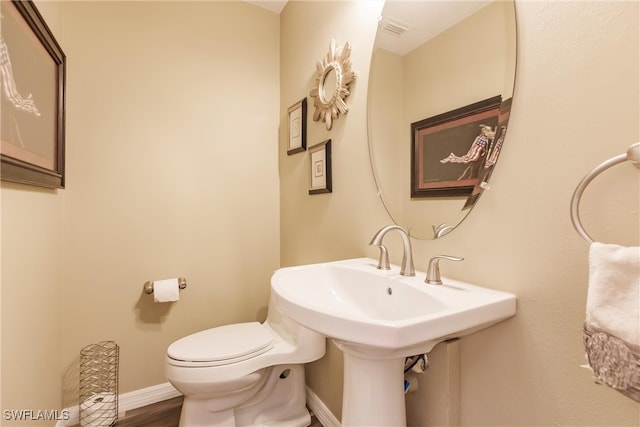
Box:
[306,386,341,427]
[118,382,181,413]
[56,382,181,426]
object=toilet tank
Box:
[266,291,326,362]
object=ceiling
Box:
[244,0,491,56]
[377,1,491,56]
[245,0,288,14]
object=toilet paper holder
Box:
[143,277,187,295]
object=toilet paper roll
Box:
[80,392,116,427]
[153,278,180,303]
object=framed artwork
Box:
[308,139,332,195]
[0,0,66,189]
[411,96,501,198]
[287,97,307,155]
[462,97,513,210]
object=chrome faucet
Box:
[369,225,415,276]
[425,255,463,285]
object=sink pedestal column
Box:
[339,343,406,427]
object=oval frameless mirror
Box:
[368,0,517,239]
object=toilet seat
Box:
[167,322,274,367]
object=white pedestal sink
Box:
[271,258,516,426]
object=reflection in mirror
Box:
[368,0,516,239]
[321,67,338,104]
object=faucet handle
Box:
[432,223,455,239]
[425,255,464,285]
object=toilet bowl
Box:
[165,298,326,427]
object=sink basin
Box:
[271,257,516,356]
[271,257,517,426]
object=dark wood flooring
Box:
[97,396,323,427]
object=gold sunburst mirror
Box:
[310,39,356,130]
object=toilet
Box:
[165,294,326,427]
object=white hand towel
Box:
[586,242,640,346]
[584,242,640,401]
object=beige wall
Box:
[1,1,66,422]
[1,0,639,426]
[280,0,639,425]
[1,0,280,420]
[1,186,65,422]
[280,1,387,414]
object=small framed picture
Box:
[308,139,332,195]
[287,98,307,155]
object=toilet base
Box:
[178,364,310,427]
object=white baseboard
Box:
[56,382,181,426]
[117,382,182,413]
[306,386,341,427]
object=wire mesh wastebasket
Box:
[79,341,119,427]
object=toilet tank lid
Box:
[167,322,274,362]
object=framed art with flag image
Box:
[411,96,501,198]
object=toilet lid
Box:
[167,322,274,364]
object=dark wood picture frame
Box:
[308,139,332,195]
[287,97,307,155]
[411,96,501,198]
[0,0,66,189]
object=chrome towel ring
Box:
[570,142,640,244]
